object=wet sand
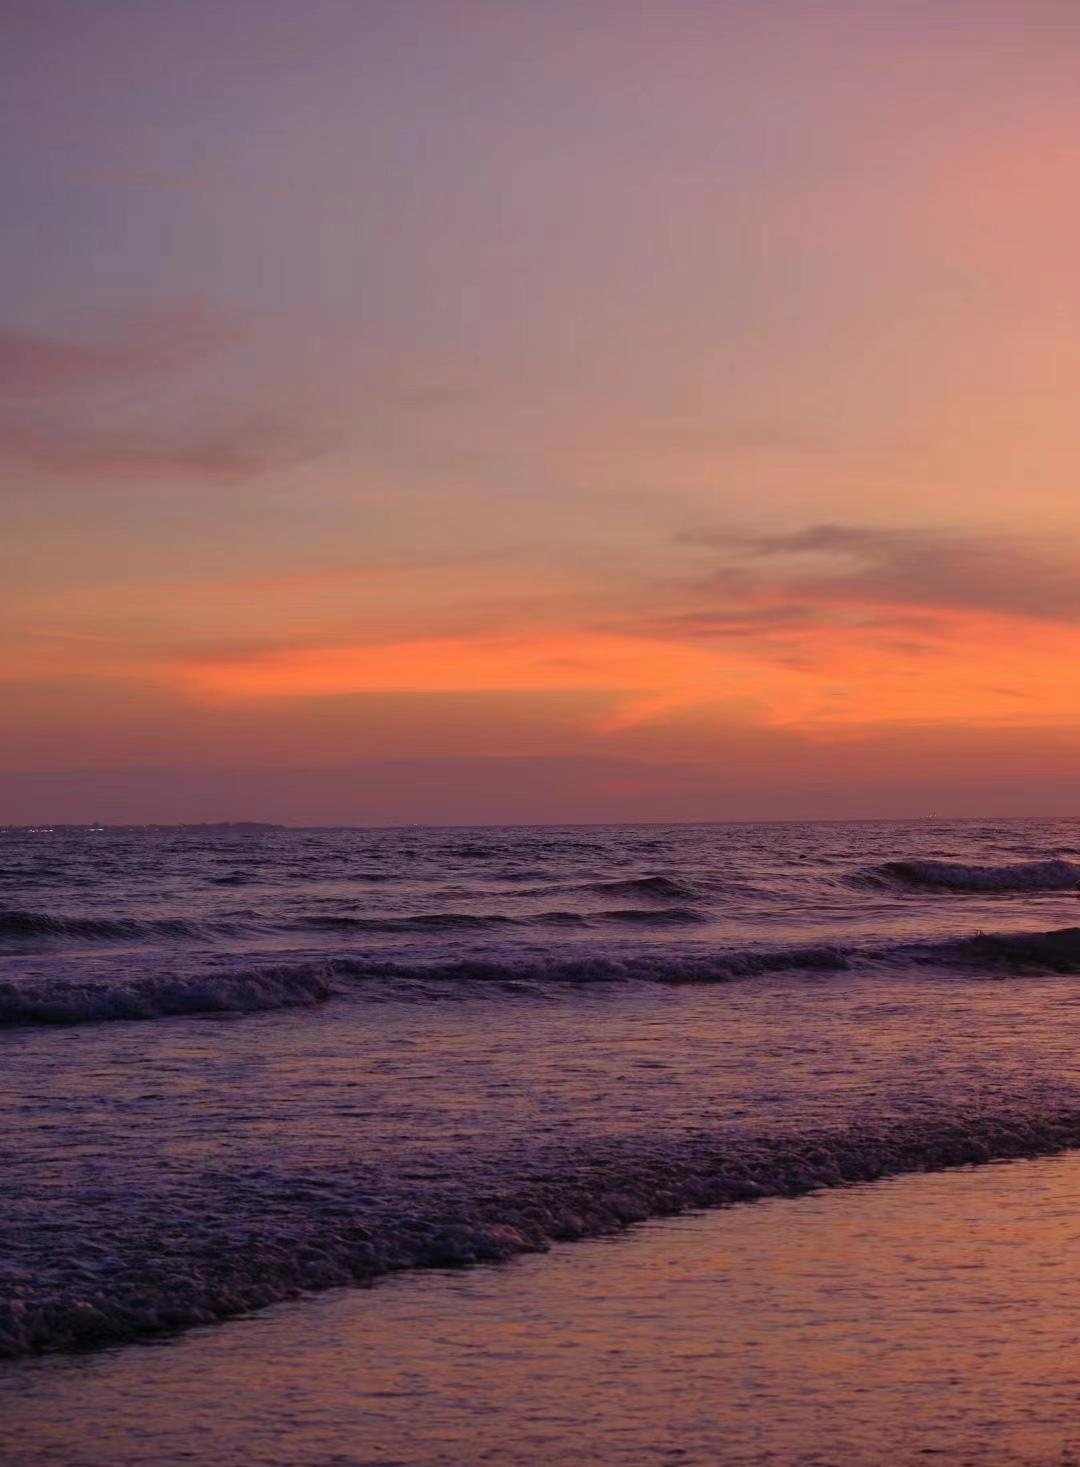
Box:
[6,1150,1080,1466]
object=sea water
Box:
[3,819,1080,1396]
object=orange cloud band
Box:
[169,609,1080,735]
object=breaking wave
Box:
[0,944,852,1029]
[0,909,240,945]
[301,912,518,933]
[866,858,1080,892]
[582,875,700,901]
[595,906,708,925]
[339,925,1080,986]
[4,1106,1080,1359]
[339,942,851,988]
[300,907,710,933]
[0,903,718,950]
[923,926,1080,973]
[8,923,1080,1030]
[0,964,333,1027]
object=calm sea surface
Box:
[3,819,1080,1459]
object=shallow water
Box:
[7,1151,1080,1466]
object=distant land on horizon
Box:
[1,815,1072,835]
[0,821,287,834]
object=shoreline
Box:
[6,1107,1080,1361]
[8,1149,1080,1465]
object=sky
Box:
[5,0,1080,824]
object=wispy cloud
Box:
[0,301,323,484]
[0,301,240,397]
[680,523,1080,624]
[0,408,324,485]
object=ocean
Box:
[3,818,1080,1457]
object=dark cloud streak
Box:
[0,302,241,397]
[0,409,325,485]
[682,523,1080,624]
[0,302,323,485]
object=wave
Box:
[338,925,1080,985]
[4,1105,1079,1359]
[8,922,1080,1030]
[333,943,852,987]
[0,964,332,1027]
[595,906,708,925]
[301,912,517,933]
[302,906,710,933]
[582,875,700,901]
[0,909,240,945]
[922,926,1080,973]
[865,858,1080,892]
[0,941,851,1029]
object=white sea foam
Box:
[0,964,332,1026]
[3,1107,1078,1359]
[872,858,1080,892]
[6,924,1080,1029]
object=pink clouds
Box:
[0,302,324,484]
[681,524,1080,624]
[0,302,240,396]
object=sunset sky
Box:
[6,1,1080,823]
